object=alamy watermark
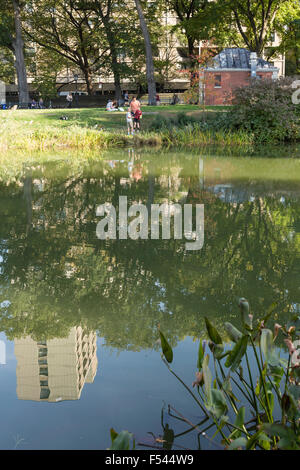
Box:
[292,80,300,105]
[96,196,204,251]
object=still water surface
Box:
[0,148,300,449]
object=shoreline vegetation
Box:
[0,105,298,153]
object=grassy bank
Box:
[0,106,255,151]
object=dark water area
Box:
[0,149,299,449]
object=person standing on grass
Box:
[133,108,142,132]
[126,107,134,135]
[66,93,73,108]
[124,90,129,105]
[130,96,141,118]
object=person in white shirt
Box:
[106,99,115,111]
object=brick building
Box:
[202,48,279,106]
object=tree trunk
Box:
[24,175,32,235]
[82,66,93,96]
[187,36,195,57]
[106,34,122,101]
[12,0,29,106]
[134,0,156,106]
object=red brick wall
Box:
[204,71,273,105]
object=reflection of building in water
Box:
[14,327,97,402]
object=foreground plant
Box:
[159,299,300,450]
[108,429,135,450]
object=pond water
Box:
[0,148,300,450]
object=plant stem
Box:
[162,356,208,417]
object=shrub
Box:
[149,112,197,131]
[228,77,300,143]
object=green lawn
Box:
[0,104,227,133]
[0,104,243,152]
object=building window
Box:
[214,74,221,88]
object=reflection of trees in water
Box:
[0,155,299,349]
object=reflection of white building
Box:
[14,327,97,402]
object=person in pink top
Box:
[130,96,141,117]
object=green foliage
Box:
[204,317,223,344]
[159,297,300,450]
[109,429,135,450]
[227,77,300,143]
[188,0,298,56]
[149,112,197,131]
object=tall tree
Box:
[24,0,108,95]
[11,0,29,104]
[134,0,156,105]
[0,0,29,105]
[167,0,209,56]
[87,0,133,101]
[190,0,296,56]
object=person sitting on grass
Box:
[133,109,142,132]
[126,107,134,135]
[106,99,117,112]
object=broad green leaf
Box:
[229,406,245,440]
[202,354,212,404]
[210,388,228,419]
[234,406,245,432]
[225,335,248,371]
[258,432,271,450]
[204,317,222,345]
[109,430,134,450]
[260,328,273,361]
[159,330,173,363]
[208,341,224,359]
[246,429,263,450]
[269,364,284,388]
[197,340,205,370]
[228,437,247,450]
[261,329,280,366]
[263,424,300,450]
[224,322,243,343]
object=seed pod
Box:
[239,298,253,330]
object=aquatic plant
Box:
[159,299,300,450]
[108,429,135,450]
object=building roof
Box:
[208,48,275,70]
